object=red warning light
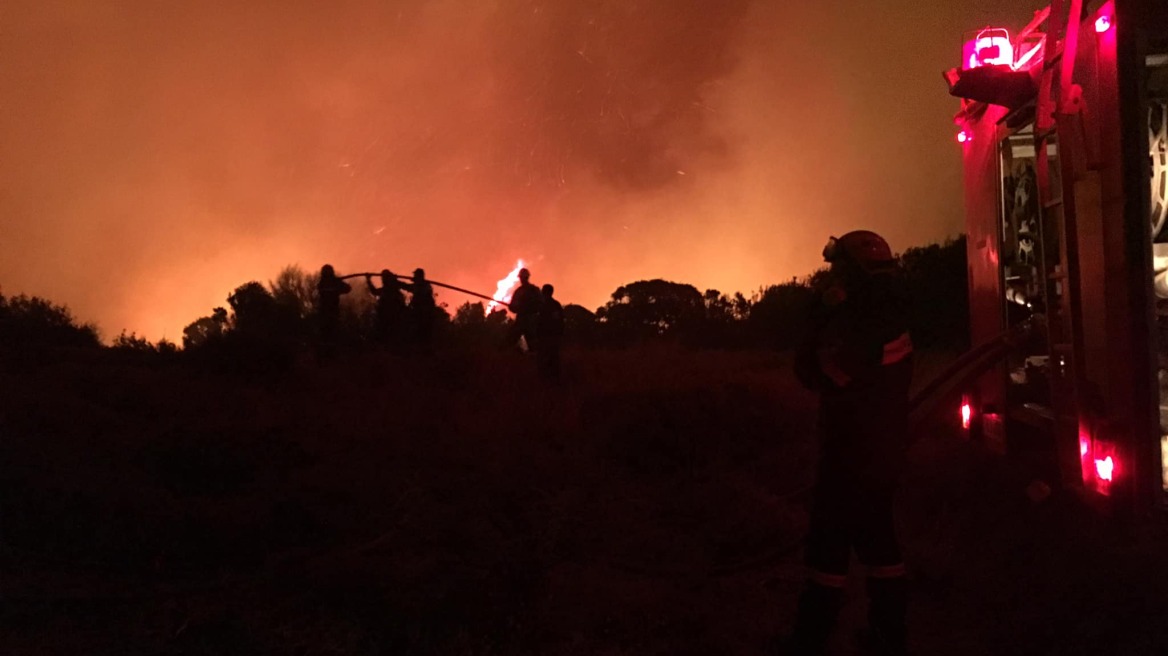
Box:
[957,130,971,144]
[1094,15,1112,33]
[962,29,1015,70]
[1094,456,1114,482]
[961,402,972,429]
[1082,433,1118,495]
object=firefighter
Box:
[788,230,914,656]
[409,268,436,353]
[365,269,406,349]
[536,283,564,380]
[505,268,542,352]
[316,264,352,356]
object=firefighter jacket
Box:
[411,280,435,310]
[368,279,406,316]
[796,270,914,484]
[317,277,352,318]
[538,298,565,339]
[510,282,543,317]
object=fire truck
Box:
[940,0,1168,513]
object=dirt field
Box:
[3,347,1167,655]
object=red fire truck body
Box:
[947,0,1168,511]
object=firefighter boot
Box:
[863,575,908,656]
[786,581,844,655]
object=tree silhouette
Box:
[703,289,735,323]
[268,265,318,320]
[732,292,751,321]
[226,280,306,341]
[748,279,816,349]
[227,282,280,335]
[691,289,748,347]
[167,237,971,355]
[182,307,228,349]
[597,279,705,342]
[452,301,488,327]
[449,301,508,346]
[111,331,179,362]
[563,303,598,346]
[0,292,99,349]
[901,236,969,349]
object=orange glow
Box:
[0,3,975,341]
[486,260,526,315]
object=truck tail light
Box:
[1079,424,1118,496]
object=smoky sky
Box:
[1,0,1042,340]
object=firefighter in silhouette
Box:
[788,231,914,656]
[505,268,542,352]
[316,264,352,355]
[409,268,436,352]
[536,283,564,380]
[365,269,406,349]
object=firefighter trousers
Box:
[791,465,907,654]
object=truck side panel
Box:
[963,105,1010,411]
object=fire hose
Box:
[907,314,1044,426]
[338,272,510,308]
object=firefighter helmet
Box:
[822,230,895,271]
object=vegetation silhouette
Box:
[597,279,706,345]
[451,301,511,348]
[0,236,997,654]
[0,292,99,350]
[901,235,970,350]
[166,240,959,375]
[5,236,967,364]
[563,303,599,347]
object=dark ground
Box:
[2,347,1167,655]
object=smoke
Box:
[1,0,1037,340]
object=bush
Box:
[902,236,970,350]
[0,292,100,350]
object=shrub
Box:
[0,292,100,350]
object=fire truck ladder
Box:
[1033,0,1090,482]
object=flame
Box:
[486,259,525,314]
